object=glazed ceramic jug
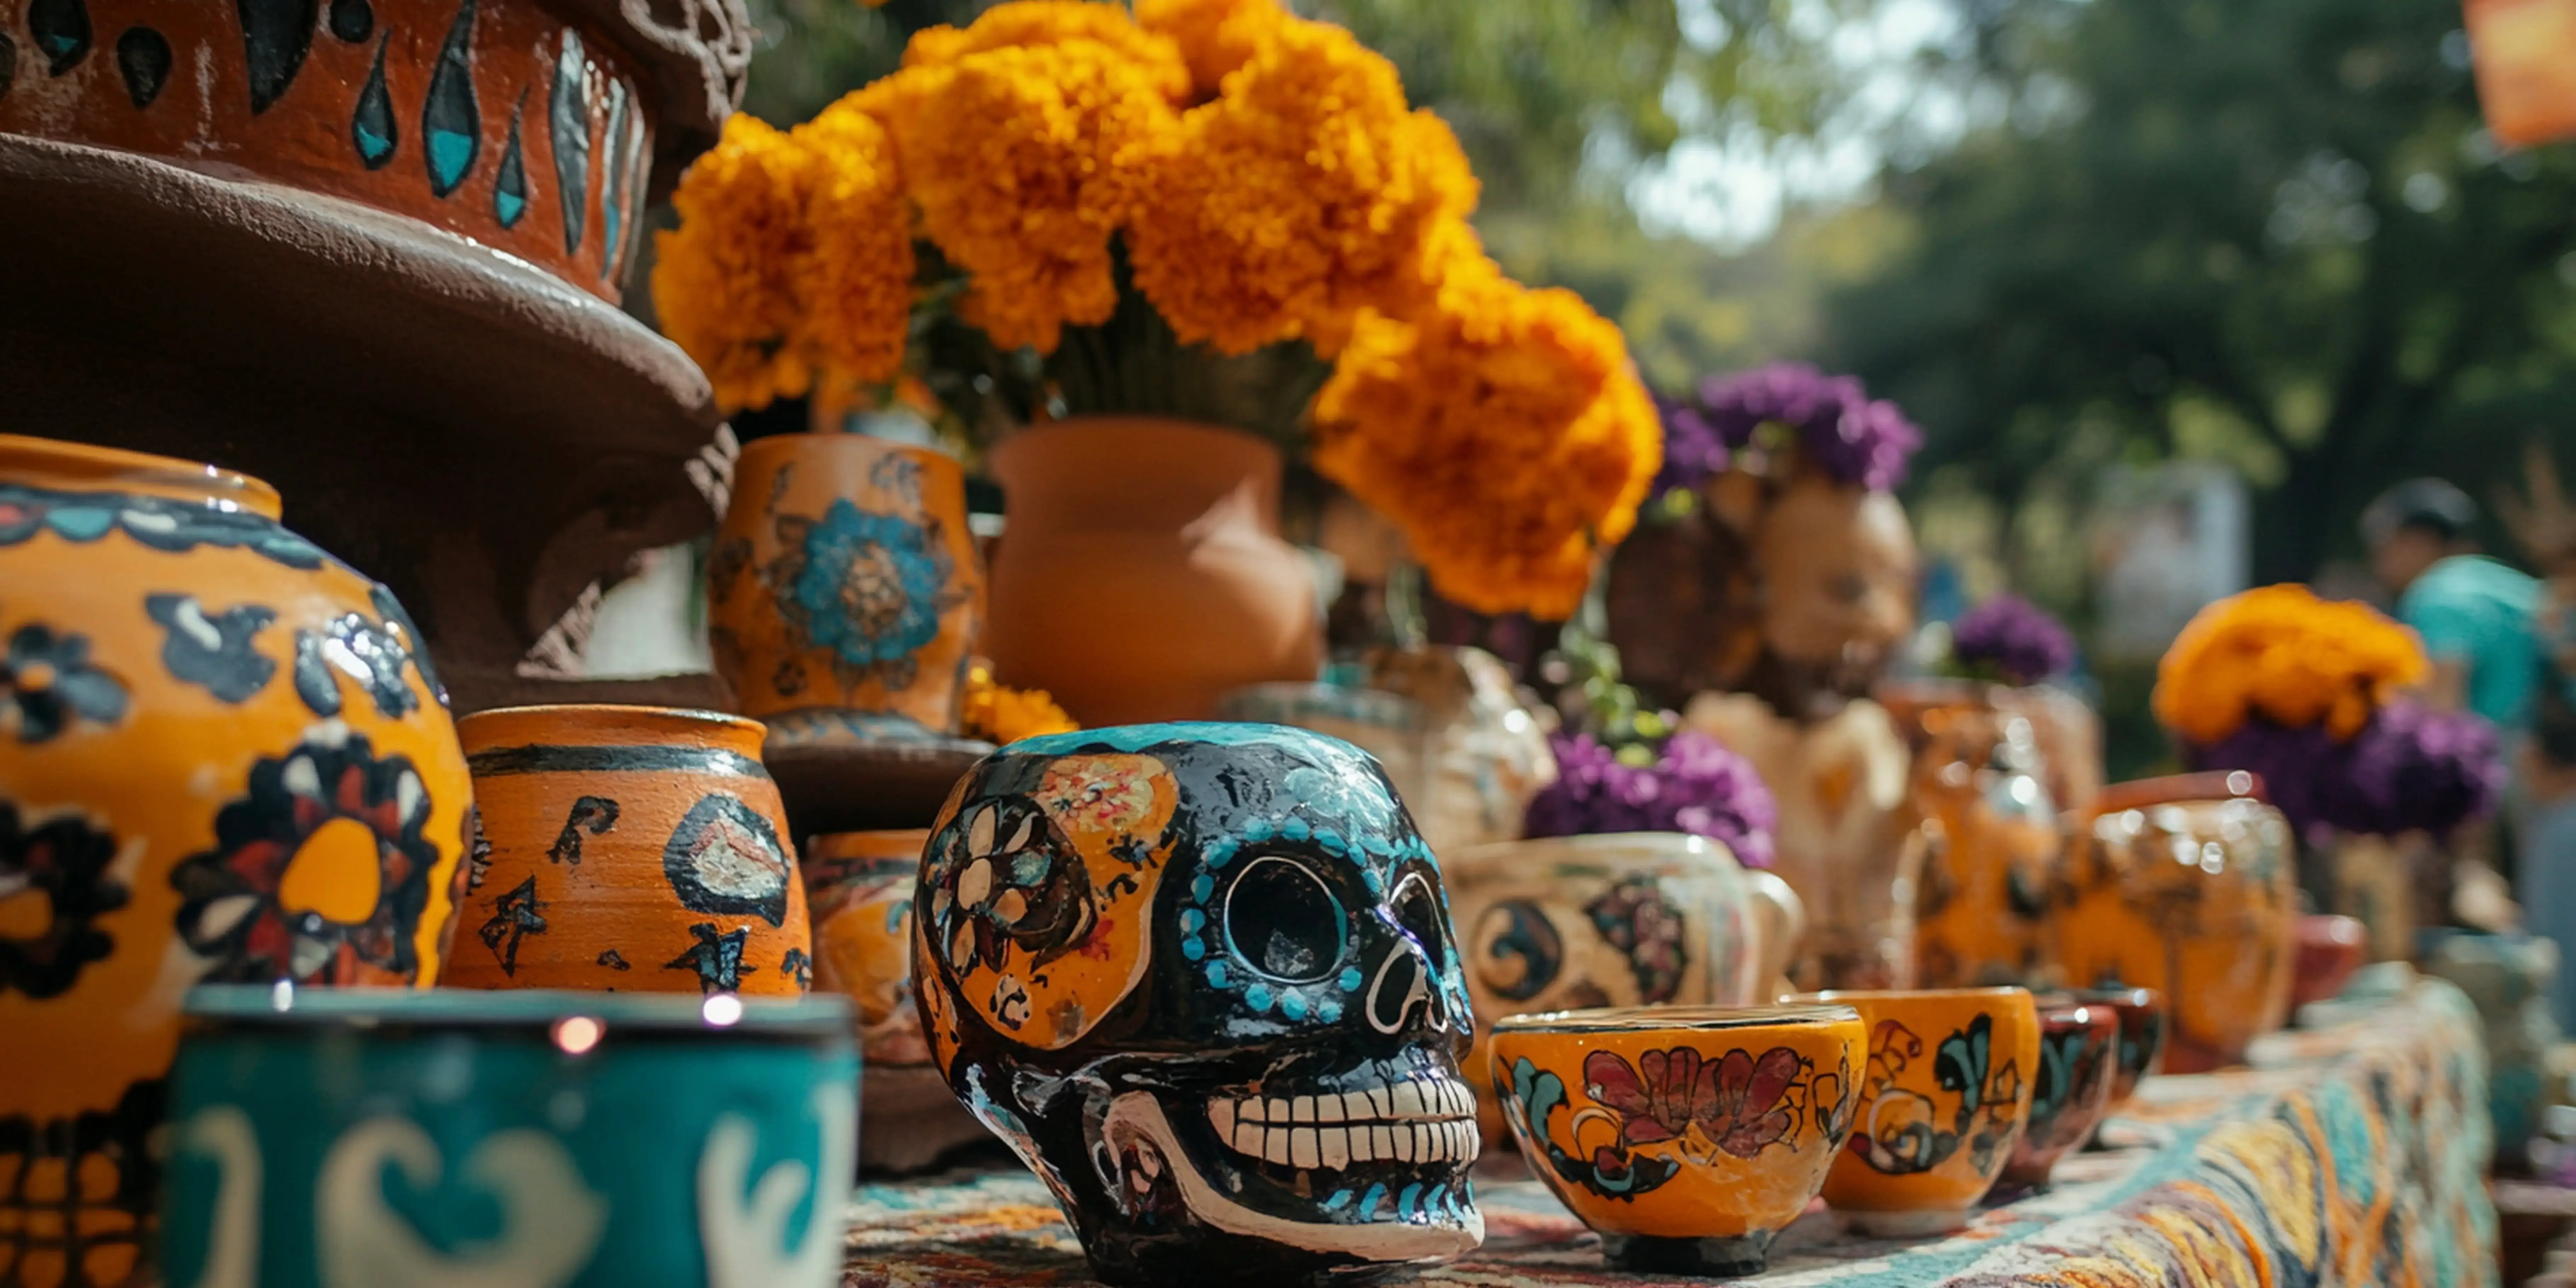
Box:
[1447,833,1806,1147]
[2054,773,2298,1072]
[1879,677,2103,817]
[444,705,812,996]
[0,435,472,1286]
[1899,695,2064,988]
[708,433,984,736]
[984,419,1324,726]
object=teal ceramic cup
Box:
[161,986,859,1288]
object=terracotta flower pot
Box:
[0,434,472,1284]
[444,704,812,996]
[985,418,1323,726]
[710,433,984,734]
[1894,689,2064,989]
[2054,773,2298,1073]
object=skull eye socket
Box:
[1392,872,1451,976]
[1223,854,1346,983]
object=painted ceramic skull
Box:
[912,723,1482,1286]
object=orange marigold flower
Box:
[1310,275,1662,619]
[2153,584,2430,744]
[792,99,915,387]
[651,114,823,412]
[872,38,1181,354]
[1135,0,1289,99]
[1125,16,1479,357]
[903,0,1191,104]
[963,662,1080,743]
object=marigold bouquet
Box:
[2151,585,2428,744]
[653,0,1659,617]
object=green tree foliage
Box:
[1826,0,2576,586]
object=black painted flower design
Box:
[0,804,129,999]
[293,611,422,719]
[170,729,441,984]
[146,593,278,703]
[0,621,129,742]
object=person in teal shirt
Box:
[2365,478,2542,729]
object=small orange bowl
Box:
[1490,1005,1867,1275]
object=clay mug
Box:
[2292,914,2369,1009]
[1798,987,2040,1236]
[707,433,983,736]
[1990,995,2117,1194]
[443,705,813,996]
[2054,772,2297,1073]
[1490,1004,1866,1275]
[1447,833,1806,1150]
[161,985,858,1288]
[0,434,471,1286]
[2070,985,2166,1111]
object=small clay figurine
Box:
[912,723,1483,1287]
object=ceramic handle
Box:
[1745,869,1806,1002]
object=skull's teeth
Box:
[1206,1078,1480,1172]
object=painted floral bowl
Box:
[1795,987,2039,1236]
[1489,1004,1867,1275]
[2070,985,2166,1111]
[1992,995,2118,1194]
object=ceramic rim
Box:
[1491,1003,1860,1035]
[0,432,281,516]
[181,984,852,1040]
[1791,987,2034,1006]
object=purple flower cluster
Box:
[1524,731,1778,866]
[1950,594,2078,685]
[2186,700,2505,842]
[1656,362,1923,493]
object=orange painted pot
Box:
[708,434,983,735]
[1491,1005,1865,1275]
[985,418,1324,726]
[1800,987,2039,1236]
[1899,696,2063,989]
[805,828,932,1069]
[0,434,471,1286]
[2054,773,2297,1074]
[444,704,811,995]
[1992,996,2117,1194]
[0,0,688,302]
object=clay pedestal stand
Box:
[0,0,753,714]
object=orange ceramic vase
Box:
[708,433,984,734]
[1806,987,2040,1236]
[0,435,471,1287]
[1899,696,2063,989]
[444,705,812,996]
[984,418,1323,726]
[805,829,933,1069]
[2054,773,2298,1073]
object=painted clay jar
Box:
[1990,996,2117,1194]
[443,704,812,996]
[162,985,855,1288]
[0,0,751,303]
[984,419,1325,727]
[1447,833,1805,1151]
[708,433,983,736]
[2054,773,2297,1074]
[2070,985,2166,1111]
[914,724,1481,1287]
[1801,987,2040,1236]
[1489,1004,1866,1275]
[0,435,470,1288]
[2291,913,2368,1009]
[1685,691,1916,991]
[1901,696,2063,989]
[1879,677,2102,818]
[1355,645,1560,857]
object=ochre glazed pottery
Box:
[914,724,1480,1286]
[1802,987,2039,1236]
[984,420,1325,726]
[163,985,855,1288]
[0,435,470,1288]
[0,0,746,302]
[1686,692,1916,991]
[709,433,983,734]
[445,704,812,996]
[1447,833,1804,1150]
[2055,773,2297,1073]
[1991,996,2117,1194]
[2072,985,2166,1111]
[1903,698,2063,989]
[1878,677,2102,818]
[1489,1004,1865,1275]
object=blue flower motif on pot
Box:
[767,498,962,696]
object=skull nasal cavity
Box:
[1367,949,1429,1034]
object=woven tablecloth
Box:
[841,979,2497,1286]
